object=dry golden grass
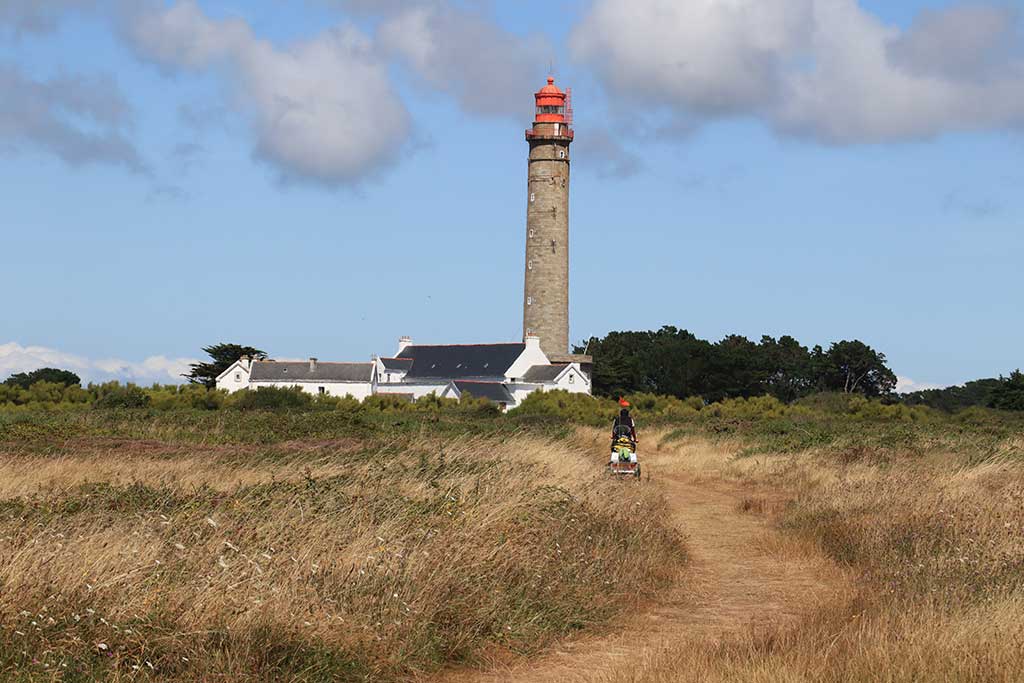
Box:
[597,429,1024,683]
[0,431,684,682]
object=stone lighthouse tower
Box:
[523,77,573,357]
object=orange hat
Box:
[619,398,630,408]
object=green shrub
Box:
[94,385,151,409]
[229,386,313,411]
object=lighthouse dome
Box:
[534,77,567,123]
[538,77,562,95]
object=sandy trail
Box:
[424,437,850,683]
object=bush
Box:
[229,386,313,411]
[94,385,151,409]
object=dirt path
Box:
[424,438,850,683]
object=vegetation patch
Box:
[0,419,683,682]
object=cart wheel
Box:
[635,465,642,479]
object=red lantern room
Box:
[527,77,573,141]
[535,76,566,123]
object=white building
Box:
[216,335,590,410]
[216,357,375,400]
[375,335,590,410]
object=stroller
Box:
[608,424,640,478]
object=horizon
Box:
[2,0,1022,392]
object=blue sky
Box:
[1,0,1022,389]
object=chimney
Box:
[240,355,251,371]
[524,334,541,350]
[397,336,413,354]
[309,357,318,372]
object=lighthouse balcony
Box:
[525,128,574,141]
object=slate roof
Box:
[250,361,374,383]
[379,357,413,371]
[452,381,514,404]
[398,343,526,379]
[521,364,569,383]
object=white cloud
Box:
[375,2,551,119]
[0,63,146,171]
[896,376,946,394]
[570,0,1024,143]
[0,0,96,35]
[0,342,198,385]
[122,0,410,186]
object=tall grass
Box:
[0,426,683,682]
[610,430,1024,682]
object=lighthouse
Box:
[523,77,573,357]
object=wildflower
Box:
[174,543,186,551]
[96,643,108,651]
[205,517,218,528]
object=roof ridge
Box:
[255,360,370,365]
[406,342,524,348]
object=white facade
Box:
[504,335,550,380]
[216,358,253,392]
[216,335,591,408]
[248,380,374,401]
[375,382,448,400]
[507,364,591,406]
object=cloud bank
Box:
[571,0,1024,143]
[0,342,198,385]
[122,0,410,186]
[0,0,96,35]
[372,1,550,120]
[0,63,146,171]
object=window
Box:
[528,259,533,270]
[558,150,566,159]
[536,105,565,115]
[528,228,535,238]
[234,373,241,382]
[318,387,326,395]
[529,192,535,203]
[527,296,533,306]
[568,374,575,384]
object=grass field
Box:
[0,411,682,681]
[2,402,1023,681]
[613,425,1024,682]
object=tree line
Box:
[4,335,1023,413]
[902,371,1024,412]
[575,327,898,402]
